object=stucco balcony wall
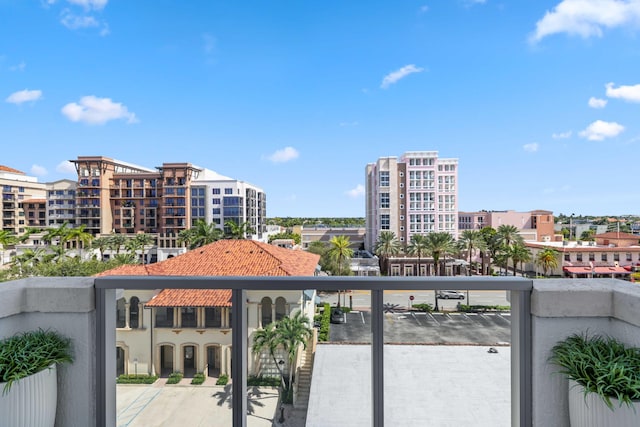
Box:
[0,277,96,427]
[531,279,640,427]
[2,276,639,426]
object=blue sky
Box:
[2,0,640,218]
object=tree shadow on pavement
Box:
[212,385,279,415]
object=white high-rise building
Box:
[365,151,459,251]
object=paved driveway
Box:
[329,310,511,345]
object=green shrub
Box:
[412,303,433,313]
[191,373,205,385]
[216,374,229,385]
[318,303,331,341]
[247,375,280,386]
[0,329,73,393]
[550,333,640,409]
[166,371,183,384]
[458,304,510,312]
[116,374,158,384]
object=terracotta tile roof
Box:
[97,239,320,307]
[0,165,25,174]
[145,289,231,307]
[22,198,46,203]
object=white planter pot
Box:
[0,364,58,427]
[568,379,639,427]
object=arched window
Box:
[275,297,286,321]
[261,297,272,326]
[130,296,139,329]
[116,298,126,328]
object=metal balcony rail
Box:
[95,275,532,427]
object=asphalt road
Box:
[328,310,511,345]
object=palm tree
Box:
[0,230,16,266]
[327,235,354,307]
[480,227,499,276]
[224,220,255,239]
[407,234,428,276]
[507,243,532,276]
[373,231,402,275]
[91,237,110,261]
[134,233,156,264]
[496,225,524,275]
[252,322,286,390]
[107,234,128,256]
[179,220,223,249]
[536,247,559,277]
[63,225,93,260]
[424,232,456,312]
[278,311,312,397]
[457,230,487,276]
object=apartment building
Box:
[69,156,266,242]
[46,179,77,228]
[1,166,47,235]
[458,209,556,242]
[365,151,458,251]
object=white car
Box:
[436,290,465,299]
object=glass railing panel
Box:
[114,288,232,427]
[383,286,512,426]
[250,288,372,427]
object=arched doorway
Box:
[159,344,174,377]
[206,345,221,378]
[261,297,273,326]
[116,346,125,377]
[183,345,196,378]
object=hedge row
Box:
[317,303,331,341]
[116,374,158,384]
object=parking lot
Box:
[328,310,511,345]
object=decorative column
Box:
[124,302,130,329]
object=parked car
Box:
[330,307,345,324]
[436,290,465,299]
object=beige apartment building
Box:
[1,166,48,235]
[365,151,459,251]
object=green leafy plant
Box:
[247,375,280,386]
[166,371,183,384]
[191,373,205,385]
[116,374,158,384]
[412,303,433,313]
[215,374,229,385]
[0,329,73,394]
[550,333,640,410]
[318,303,331,341]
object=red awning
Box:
[563,266,592,274]
[593,266,630,274]
[563,266,630,274]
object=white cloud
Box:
[380,64,424,89]
[6,89,43,104]
[56,161,76,174]
[9,61,26,72]
[60,11,99,29]
[66,0,108,10]
[266,147,299,163]
[588,97,607,108]
[346,184,365,198]
[523,143,539,152]
[530,0,640,43]
[61,96,138,125]
[579,119,624,141]
[605,82,640,102]
[552,130,572,139]
[31,165,48,176]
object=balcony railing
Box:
[5,276,640,426]
[94,275,532,427]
